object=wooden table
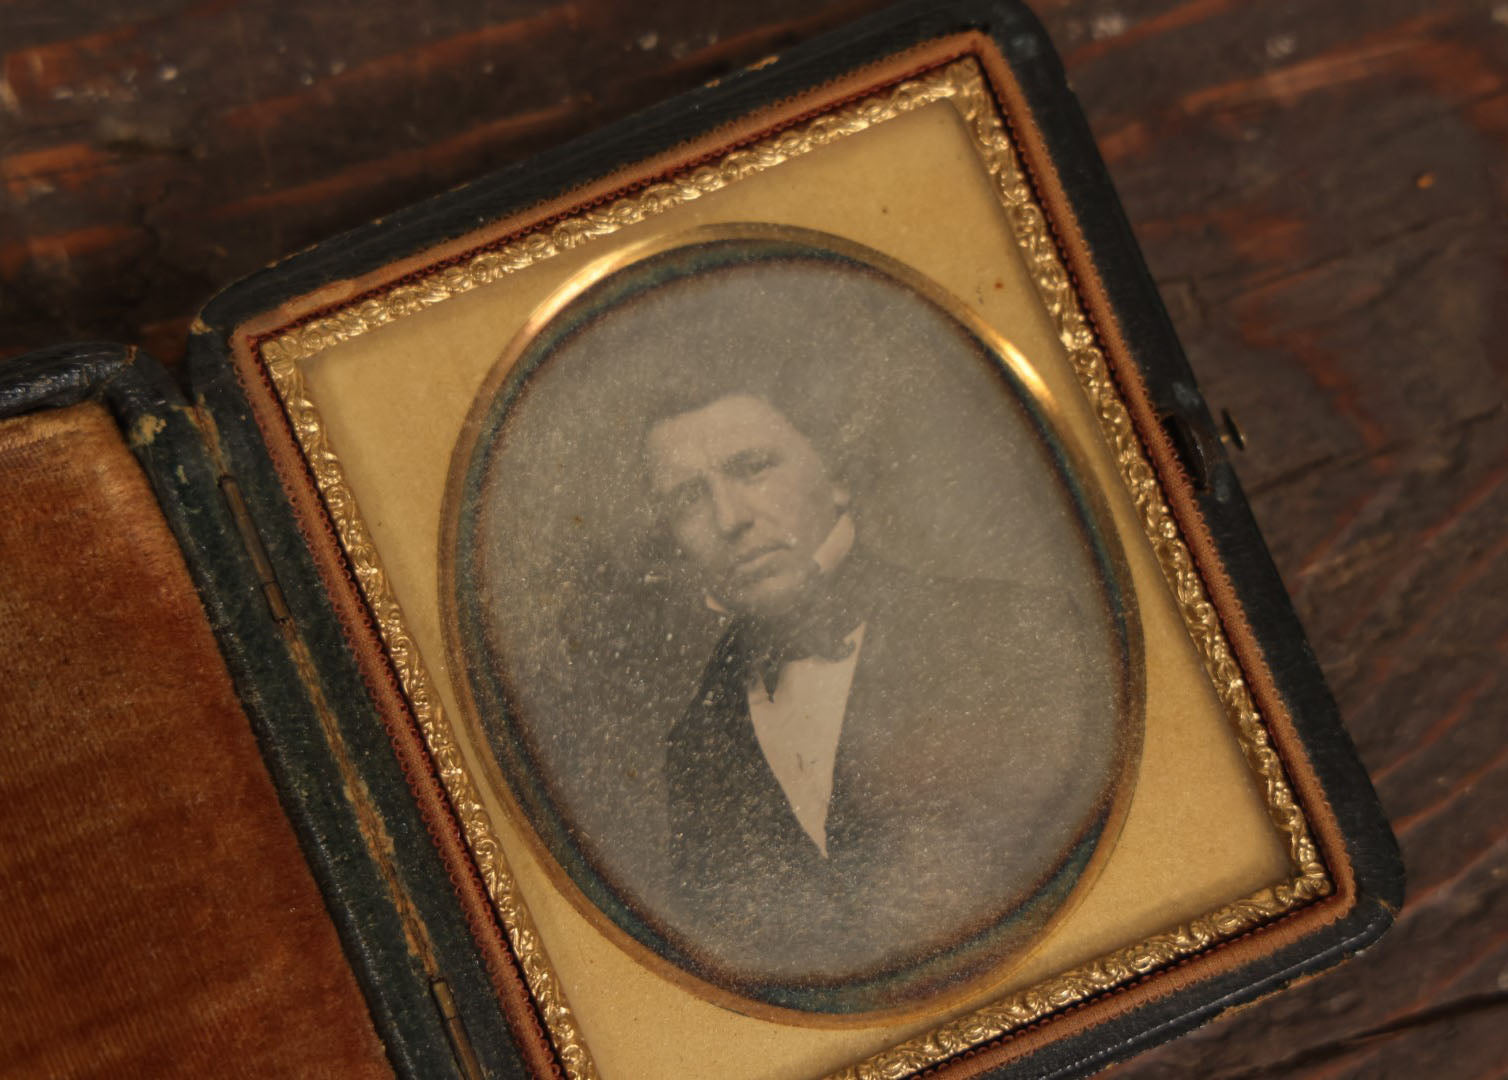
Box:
[3,1,1504,1076]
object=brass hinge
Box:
[218,474,291,622]
[431,978,486,1080]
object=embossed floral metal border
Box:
[257,57,1331,1080]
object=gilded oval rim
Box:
[437,221,1146,1024]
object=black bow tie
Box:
[725,599,863,700]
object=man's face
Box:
[646,394,844,619]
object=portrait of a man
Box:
[445,228,1142,1015]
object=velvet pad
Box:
[0,403,393,1079]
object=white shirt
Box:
[747,624,866,857]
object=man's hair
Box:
[636,359,850,489]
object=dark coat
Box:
[662,555,1117,1004]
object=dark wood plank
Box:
[2,0,1505,1076]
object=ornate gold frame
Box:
[431,220,1148,1027]
[254,56,1330,1080]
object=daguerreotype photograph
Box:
[442,225,1145,1017]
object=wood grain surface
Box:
[3,1,1505,1076]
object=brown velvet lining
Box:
[0,404,393,1080]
